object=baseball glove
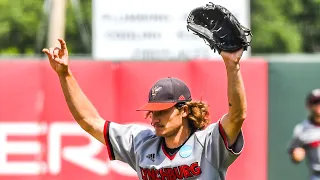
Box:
[186,2,252,53]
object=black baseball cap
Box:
[137,77,192,111]
[306,88,320,105]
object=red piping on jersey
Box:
[218,121,238,154]
[218,121,229,148]
[309,140,320,148]
[103,121,114,160]
[161,143,178,160]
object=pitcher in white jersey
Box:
[288,88,320,180]
[42,37,247,180]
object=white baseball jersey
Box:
[289,119,320,175]
[104,119,244,180]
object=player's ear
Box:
[181,105,189,118]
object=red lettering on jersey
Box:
[173,167,184,179]
[190,162,201,176]
[160,168,169,180]
[155,169,161,180]
[139,162,201,180]
[147,169,156,180]
[181,165,193,178]
[140,167,148,180]
[165,168,176,180]
[178,165,186,177]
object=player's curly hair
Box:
[181,101,210,130]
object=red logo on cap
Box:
[178,95,185,100]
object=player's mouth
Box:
[152,123,163,128]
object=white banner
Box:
[92,0,251,60]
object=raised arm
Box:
[42,39,106,144]
[220,48,247,146]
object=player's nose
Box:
[151,119,160,126]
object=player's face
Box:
[150,106,186,137]
[309,102,320,121]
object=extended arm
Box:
[42,39,105,145]
[220,49,247,146]
[59,71,105,144]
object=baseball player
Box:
[288,88,320,180]
[42,38,246,180]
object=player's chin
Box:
[154,127,166,136]
[155,130,164,136]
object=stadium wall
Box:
[268,60,320,180]
[0,59,267,180]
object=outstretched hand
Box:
[42,38,69,76]
[220,48,244,65]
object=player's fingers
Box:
[58,38,68,51]
[53,47,60,59]
[42,48,55,60]
[48,47,54,55]
[42,48,50,56]
[53,57,63,64]
[48,48,55,61]
[42,48,53,61]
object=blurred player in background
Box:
[42,38,246,180]
[288,88,320,180]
